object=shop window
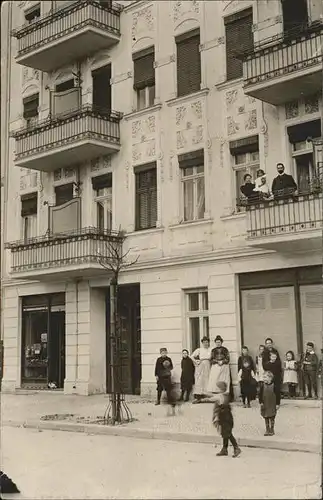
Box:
[224,8,253,81]
[21,193,38,240]
[178,149,205,222]
[135,163,157,230]
[92,173,112,232]
[23,93,39,128]
[22,308,48,384]
[176,29,201,97]
[55,183,74,206]
[133,47,155,111]
[186,289,209,352]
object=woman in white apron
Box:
[207,335,231,395]
[191,337,212,403]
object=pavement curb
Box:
[3,419,319,454]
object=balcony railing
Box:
[246,191,323,239]
[12,0,121,58]
[11,105,122,163]
[5,227,123,275]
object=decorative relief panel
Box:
[22,67,40,88]
[173,0,199,23]
[131,114,157,165]
[285,93,320,120]
[90,156,112,172]
[304,94,319,114]
[285,100,299,119]
[225,87,258,137]
[175,99,204,151]
[132,5,154,44]
[53,166,77,182]
[20,168,38,191]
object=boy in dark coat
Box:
[261,371,277,436]
[212,381,241,458]
[179,349,195,402]
[263,351,283,407]
[154,347,174,406]
[301,341,319,399]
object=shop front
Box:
[21,293,65,389]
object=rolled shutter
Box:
[178,149,204,168]
[229,135,259,155]
[92,173,112,191]
[135,165,157,230]
[23,94,39,119]
[21,193,38,216]
[55,183,74,206]
[225,8,253,81]
[287,119,321,143]
[176,29,201,97]
[133,47,155,90]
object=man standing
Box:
[271,163,297,199]
[262,337,281,365]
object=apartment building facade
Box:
[1,0,322,397]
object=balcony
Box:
[243,26,323,105]
[11,105,122,172]
[246,192,323,252]
[11,0,121,72]
[5,227,123,281]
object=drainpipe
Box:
[72,279,80,390]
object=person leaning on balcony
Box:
[240,173,259,204]
[272,163,297,200]
[253,174,273,201]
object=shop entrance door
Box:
[48,309,66,389]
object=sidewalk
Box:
[1,392,321,453]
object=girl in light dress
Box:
[191,336,212,403]
[283,350,298,398]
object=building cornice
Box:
[166,88,210,107]
[124,103,162,121]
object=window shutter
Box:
[55,183,74,206]
[92,173,112,191]
[176,30,201,97]
[229,135,259,155]
[133,48,155,90]
[178,149,204,168]
[23,94,39,119]
[287,119,321,143]
[225,9,253,81]
[21,193,38,216]
[135,166,157,230]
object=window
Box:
[133,48,155,111]
[92,174,112,232]
[21,193,38,240]
[282,0,308,37]
[92,65,111,114]
[230,136,260,205]
[55,79,75,92]
[225,8,253,81]
[186,289,209,352]
[23,94,39,128]
[55,183,74,206]
[25,5,40,23]
[176,29,201,97]
[288,119,321,193]
[135,163,157,230]
[178,150,205,222]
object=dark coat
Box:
[211,346,230,365]
[301,352,318,371]
[238,354,255,372]
[272,174,297,198]
[262,347,281,365]
[263,359,283,384]
[155,356,173,379]
[212,398,234,438]
[240,183,258,203]
[239,366,257,400]
[261,382,277,418]
[180,357,195,388]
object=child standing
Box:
[263,351,283,408]
[238,358,257,408]
[212,381,241,458]
[179,349,195,402]
[283,351,298,398]
[154,347,174,406]
[301,342,319,399]
[261,371,277,436]
[256,344,265,403]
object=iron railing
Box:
[243,25,322,86]
[12,0,121,57]
[5,227,124,273]
[11,105,122,160]
[246,192,323,239]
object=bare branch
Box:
[97,229,139,280]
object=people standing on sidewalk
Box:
[261,371,277,436]
[191,337,212,403]
[154,347,175,407]
[238,355,257,408]
[263,351,283,408]
[283,351,298,398]
[256,344,265,403]
[179,349,195,402]
[301,342,319,399]
[212,381,241,458]
[262,337,281,365]
[207,336,231,396]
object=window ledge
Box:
[169,218,213,230]
[124,103,162,121]
[127,226,164,236]
[215,77,243,91]
[220,211,246,221]
[166,88,210,107]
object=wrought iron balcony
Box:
[5,227,124,281]
[11,105,122,172]
[243,25,323,105]
[246,190,323,252]
[11,0,121,72]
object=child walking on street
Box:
[212,381,241,458]
[179,349,195,402]
[154,347,175,407]
[261,371,277,436]
[283,350,298,398]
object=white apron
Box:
[207,363,231,394]
[191,347,211,396]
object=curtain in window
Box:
[196,177,205,219]
[184,179,194,221]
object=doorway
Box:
[92,65,111,115]
[106,284,141,395]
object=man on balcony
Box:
[272,163,297,200]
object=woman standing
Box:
[191,337,212,403]
[207,336,231,395]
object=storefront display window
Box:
[22,309,48,383]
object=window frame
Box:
[185,289,209,353]
[24,4,41,24]
[23,93,39,128]
[176,29,201,98]
[232,150,260,208]
[181,163,205,222]
[133,47,155,111]
[135,165,157,231]
[136,84,155,111]
[54,183,74,207]
[291,140,315,194]
[94,186,113,232]
[224,8,254,82]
